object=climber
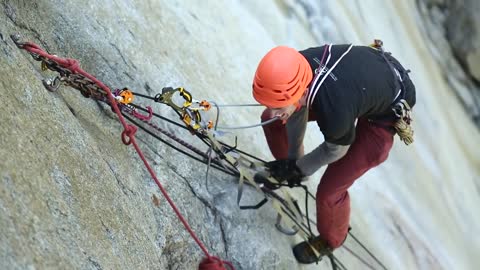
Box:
[252,42,416,264]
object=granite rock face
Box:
[0,1,297,269]
[444,0,480,82]
[416,0,480,125]
[1,1,480,270]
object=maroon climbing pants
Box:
[261,109,394,248]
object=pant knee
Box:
[317,191,348,208]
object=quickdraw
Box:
[11,34,389,270]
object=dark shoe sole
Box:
[292,241,321,264]
[292,237,333,264]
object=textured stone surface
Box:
[0,1,295,269]
[1,1,480,270]
[444,0,480,82]
[416,0,480,126]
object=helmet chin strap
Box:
[295,88,309,112]
[294,101,302,112]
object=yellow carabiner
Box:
[178,87,193,108]
[41,61,48,71]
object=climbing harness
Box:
[11,34,390,270]
[307,43,354,108]
[370,39,414,145]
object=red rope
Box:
[199,257,235,270]
[21,42,234,270]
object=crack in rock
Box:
[219,219,229,257]
[94,49,117,73]
[163,161,232,257]
[3,2,50,51]
[104,159,135,196]
[123,71,134,81]
[164,161,215,211]
[110,42,137,70]
[144,82,153,94]
[100,220,115,242]
[109,43,129,67]
[128,29,135,39]
[87,256,103,270]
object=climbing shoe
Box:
[292,236,332,264]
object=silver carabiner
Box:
[42,76,62,92]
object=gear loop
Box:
[121,124,137,145]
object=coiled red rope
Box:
[20,41,234,270]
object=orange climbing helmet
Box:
[252,46,312,108]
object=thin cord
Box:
[329,254,349,270]
[342,245,377,270]
[207,102,263,107]
[215,116,280,130]
[210,101,279,130]
[302,185,314,236]
[347,232,388,270]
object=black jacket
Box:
[300,45,416,145]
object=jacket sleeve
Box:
[286,107,309,159]
[296,142,349,176]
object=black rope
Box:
[131,91,156,100]
[342,245,377,270]
[130,103,188,130]
[277,204,313,237]
[347,231,388,270]
[129,98,387,270]
[302,185,314,236]
[329,255,339,270]
[129,102,386,270]
[265,192,314,237]
[133,94,267,163]
[21,42,386,270]
[195,133,239,173]
[329,254,349,270]
[122,113,237,177]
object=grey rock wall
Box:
[416,0,480,126]
[0,1,299,269]
[2,0,479,269]
[444,0,480,82]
